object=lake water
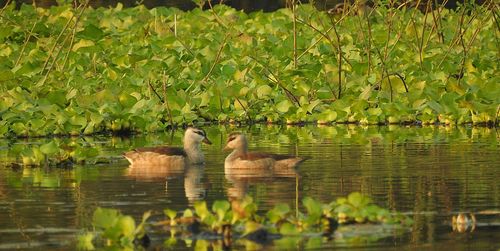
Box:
[0,125,499,250]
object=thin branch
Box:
[207,0,228,29]
[167,25,194,56]
[296,18,352,68]
[201,33,230,82]
[41,15,75,74]
[40,1,87,86]
[15,20,38,67]
[235,97,252,122]
[495,104,500,127]
[297,26,334,60]
[0,0,12,16]
[292,0,297,69]
[436,4,483,68]
[247,55,301,106]
[61,25,77,72]
[388,72,408,93]
[328,15,343,99]
[162,73,174,126]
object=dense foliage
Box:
[0,1,498,137]
[78,193,411,249]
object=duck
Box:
[223,132,308,172]
[123,127,212,166]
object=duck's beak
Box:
[203,137,212,145]
[223,144,231,151]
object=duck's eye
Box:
[227,136,236,142]
[194,130,205,137]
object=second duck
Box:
[224,132,308,170]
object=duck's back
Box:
[124,146,187,166]
[226,152,306,169]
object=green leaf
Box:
[256,85,273,98]
[427,100,443,114]
[279,222,300,235]
[276,99,293,113]
[164,208,177,220]
[243,221,262,236]
[359,85,372,100]
[267,203,290,224]
[221,64,236,76]
[77,232,95,250]
[194,201,210,221]
[347,192,371,208]
[117,215,136,237]
[118,93,137,108]
[92,207,119,229]
[72,39,95,51]
[47,91,66,107]
[40,141,59,155]
[183,209,193,218]
[303,197,322,218]
[212,200,230,221]
[0,70,14,81]
[307,100,321,113]
[77,24,104,41]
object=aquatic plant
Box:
[78,208,151,250]
[0,1,497,139]
[78,193,412,249]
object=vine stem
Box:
[495,105,499,127]
[0,0,12,16]
[39,1,88,87]
[15,20,38,67]
[235,97,252,122]
[328,16,343,99]
[247,55,301,107]
[292,0,297,69]
[163,73,174,127]
[201,33,230,83]
[41,14,75,74]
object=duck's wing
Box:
[242,152,294,161]
[132,146,187,157]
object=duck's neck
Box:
[226,143,248,163]
[184,138,204,164]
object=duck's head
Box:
[185,127,212,145]
[224,132,247,151]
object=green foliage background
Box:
[0,2,498,137]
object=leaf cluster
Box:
[78,192,411,249]
[1,2,498,138]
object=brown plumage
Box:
[224,132,308,172]
[237,152,297,161]
[131,146,187,157]
[123,127,211,166]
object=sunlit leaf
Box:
[72,39,95,51]
[92,207,119,229]
[40,140,59,155]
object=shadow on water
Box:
[0,125,499,250]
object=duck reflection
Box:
[126,164,206,205]
[225,167,299,200]
[223,132,305,201]
[452,213,476,233]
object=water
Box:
[0,125,499,250]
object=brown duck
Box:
[123,127,212,166]
[223,132,308,173]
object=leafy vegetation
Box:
[0,1,498,138]
[78,193,411,250]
